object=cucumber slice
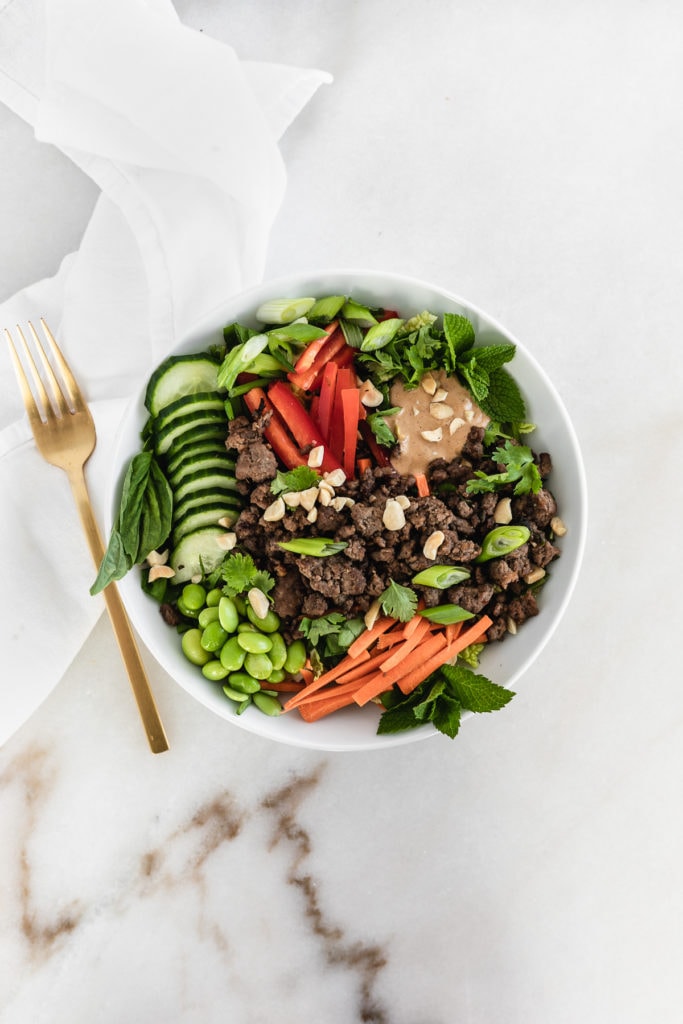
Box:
[173,489,241,524]
[166,441,228,477]
[145,355,222,417]
[169,454,236,488]
[153,392,226,435]
[172,503,240,545]
[173,470,240,505]
[170,527,231,584]
[164,424,227,461]
[155,409,227,456]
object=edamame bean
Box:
[267,668,286,684]
[246,605,281,633]
[237,621,258,633]
[232,594,247,616]
[176,597,198,619]
[237,631,273,654]
[219,636,246,672]
[218,596,239,633]
[253,691,282,717]
[205,588,222,607]
[222,684,251,703]
[198,605,220,628]
[182,582,206,612]
[202,660,230,681]
[200,620,230,652]
[181,628,212,666]
[244,652,273,680]
[227,672,261,695]
[267,633,287,671]
[283,639,306,674]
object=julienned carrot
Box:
[445,621,464,645]
[354,631,447,705]
[346,616,394,658]
[261,680,307,693]
[395,615,492,695]
[414,472,430,497]
[379,616,431,673]
[297,689,358,722]
[402,611,426,639]
[283,648,373,710]
[375,629,409,649]
[357,457,372,475]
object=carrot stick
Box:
[297,688,358,722]
[402,613,425,639]
[357,457,372,475]
[414,472,430,497]
[379,617,432,673]
[353,632,447,705]
[261,680,307,693]
[396,615,492,695]
[346,616,394,658]
[445,621,464,645]
[375,629,408,649]
[283,649,373,710]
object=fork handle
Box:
[68,466,169,753]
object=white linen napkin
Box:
[0,0,331,746]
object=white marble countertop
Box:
[2,2,683,1022]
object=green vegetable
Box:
[255,297,315,323]
[218,552,275,597]
[418,604,474,625]
[411,565,471,589]
[244,652,274,679]
[91,451,173,595]
[216,333,269,392]
[298,613,365,661]
[306,294,347,322]
[270,466,321,495]
[476,525,530,562]
[283,639,307,674]
[200,621,229,652]
[197,606,220,628]
[466,440,542,496]
[378,663,515,739]
[237,631,273,655]
[341,298,379,328]
[360,318,405,352]
[218,596,239,633]
[378,580,418,622]
[202,660,230,682]
[365,410,397,448]
[253,691,283,716]
[181,628,212,666]
[219,636,246,672]
[277,537,349,557]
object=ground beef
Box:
[213,422,563,648]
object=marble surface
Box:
[2,2,683,1021]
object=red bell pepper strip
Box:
[316,360,337,443]
[267,380,343,473]
[341,387,361,480]
[243,387,303,470]
[327,366,356,465]
[287,321,338,380]
[288,329,352,392]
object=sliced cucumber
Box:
[145,354,222,417]
[155,409,228,456]
[172,503,240,545]
[170,527,231,584]
[173,489,241,525]
[166,441,228,477]
[164,424,228,461]
[169,454,236,488]
[153,392,226,436]
[173,470,240,506]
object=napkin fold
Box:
[0,0,331,745]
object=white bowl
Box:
[109,270,587,751]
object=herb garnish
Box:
[378,663,515,739]
[466,440,542,496]
[90,451,173,595]
[270,466,321,495]
[378,580,418,622]
[218,552,275,597]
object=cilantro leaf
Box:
[466,440,542,496]
[271,466,321,495]
[299,613,365,662]
[366,411,397,448]
[220,552,275,597]
[439,663,515,712]
[378,580,418,622]
[299,612,347,646]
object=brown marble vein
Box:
[261,767,391,1024]
[0,745,83,960]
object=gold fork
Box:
[5,319,169,754]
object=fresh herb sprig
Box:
[466,440,542,496]
[378,663,515,739]
[356,311,527,425]
[91,451,173,595]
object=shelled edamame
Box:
[177,582,307,716]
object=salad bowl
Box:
[107,269,587,751]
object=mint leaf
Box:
[430,693,462,738]
[460,360,490,403]
[443,313,476,361]
[470,343,516,372]
[440,663,515,712]
[478,367,527,422]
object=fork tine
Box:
[5,326,51,426]
[27,320,72,416]
[37,318,84,412]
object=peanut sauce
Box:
[385,370,489,478]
